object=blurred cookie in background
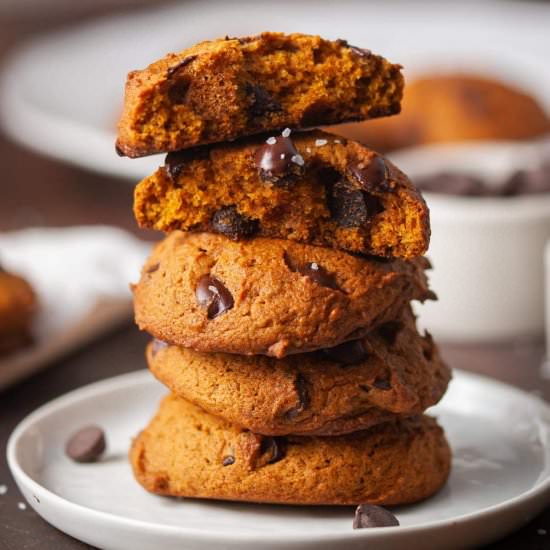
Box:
[326,74,550,152]
[0,263,37,355]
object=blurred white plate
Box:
[0,226,149,389]
[7,368,550,550]
[1,0,550,181]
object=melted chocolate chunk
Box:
[211,206,259,240]
[349,156,390,192]
[254,135,305,186]
[168,78,191,103]
[353,504,399,529]
[285,374,310,419]
[377,321,403,346]
[349,45,372,58]
[260,437,287,464]
[151,339,168,357]
[166,55,197,78]
[322,340,369,365]
[195,275,234,319]
[327,178,383,228]
[222,455,235,466]
[284,254,339,290]
[165,148,210,180]
[65,425,106,463]
[373,378,391,390]
[246,83,282,117]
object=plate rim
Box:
[6,367,550,543]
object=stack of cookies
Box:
[116,32,452,506]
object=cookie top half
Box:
[116,32,403,157]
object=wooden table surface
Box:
[1,7,550,550]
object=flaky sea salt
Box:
[315,139,328,147]
[306,147,312,154]
[333,139,341,144]
[17,502,27,511]
[266,136,277,145]
[0,485,7,495]
[281,128,291,138]
[291,154,304,166]
[280,153,286,159]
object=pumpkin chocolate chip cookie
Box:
[134,129,430,259]
[130,395,451,505]
[132,232,435,357]
[147,306,450,436]
[116,32,403,157]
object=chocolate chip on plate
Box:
[322,339,369,365]
[254,134,305,185]
[65,425,106,463]
[211,206,259,240]
[353,504,399,528]
[195,275,234,319]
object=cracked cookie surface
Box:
[116,32,403,157]
[130,395,451,505]
[134,129,429,259]
[132,232,435,357]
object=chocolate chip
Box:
[353,504,399,529]
[284,254,339,290]
[254,135,305,186]
[260,437,287,464]
[168,78,191,103]
[164,147,210,181]
[145,262,159,274]
[377,321,403,346]
[65,426,106,463]
[195,275,234,319]
[211,206,259,240]
[285,374,310,419]
[348,45,372,58]
[335,38,349,47]
[349,156,390,192]
[246,83,282,117]
[322,340,369,365]
[151,339,168,357]
[222,455,235,466]
[166,55,197,78]
[301,100,335,126]
[327,178,383,228]
[373,378,391,390]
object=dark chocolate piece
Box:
[284,254,339,290]
[349,155,390,192]
[327,179,383,227]
[285,374,310,419]
[166,55,197,78]
[260,437,287,464]
[195,275,234,319]
[211,206,258,240]
[65,425,106,463]
[377,321,403,346]
[254,135,305,186]
[222,455,235,466]
[246,83,283,117]
[353,504,399,529]
[322,339,369,365]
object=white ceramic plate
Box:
[1,0,550,181]
[7,369,550,550]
